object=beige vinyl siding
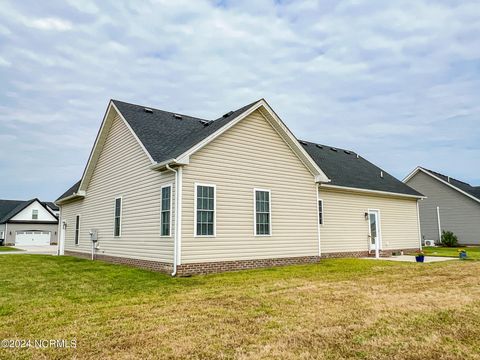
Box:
[319,188,420,253]
[406,171,480,244]
[181,110,319,263]
[61,112,175,262]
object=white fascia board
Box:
[170,99,331,183]
[256,102,330,183]
[405,167,480,204]
[111,102,155,164]
[78,101,155,192]
[402,166,422,183]
[320,183,425,199]
[150,157,190,171]
[55,191,86,205]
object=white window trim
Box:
[114,196,123,237]
[160,183,173,237]
[74,214,80,246]
[318,199,324,226]
[32,209,39,220]
[194,183,216,237]
[253,188,272,237]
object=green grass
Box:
[423,246,480,260]
[0,246,20,252]
[1,255,480,359]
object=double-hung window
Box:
[32,209,38,220]
[318,199,323,225]
[75,215,80,245]
[195,184,215,236]
[161,185,172,236]
[254,189,271,236]
[114,197,122,237]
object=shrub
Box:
[441,230,459,247]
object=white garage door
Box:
[15,231,51,246]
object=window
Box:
[75,215,80,245]
[161,185,172,236]
[255,189,271,236]
[318,200,323,225]
[32,209,38,220]
[195,184,215,236]
[114,197,122,237]
[0,231,4,239]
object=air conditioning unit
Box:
[424,239,436,247]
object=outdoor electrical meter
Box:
[89,230,99,260]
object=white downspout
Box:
[416,200,422,250]
[166,164,182,276]
[316,185,321,258]
[436,206,442,243]
[4,223,8,247]
[57,207,62,255]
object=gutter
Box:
[55,191,86,205]
[320,184,425,199]
[150,158,189,171]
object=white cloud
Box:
[0,0,479,200]
[28,17,73,31]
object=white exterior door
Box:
[15,231,51,246]
[368,210,381,253]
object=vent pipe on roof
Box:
[356,154,360,159]
[447,176,450,183]
[380,171,384,178]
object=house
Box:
[56,99,423,275]
[0,199,59,246]
[404,167,480,245]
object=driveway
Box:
[0,245,58,255]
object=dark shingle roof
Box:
[421,168,480,201]
[300,141,423,197]
[44,202,59,211]
[55,180,81,202]
[58,99,423,201]
[0,198,58,223]
[112,99,261,164]
[0,200,26,223]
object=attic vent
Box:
[199,120,211,126]
[173,114,182,120]
[356,154,360,159]
[143,108,153,114]
[344,150,351,155]
[299,141,307,145]
[316,144,323,149]
[380,171,384,178]
[222,111,234,118]
[330,147,338,152]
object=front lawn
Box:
[1,256,480,359]
[0,246,20,252]
[423,246,480,260]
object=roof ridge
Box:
[298,140,356,154]
[111,99,209,121]
[422,167,473,187]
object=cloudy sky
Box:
[0,0,479,201]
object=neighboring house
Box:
[404,167,480,245]
[45,202,60,217]
[56,99,423,276]
[0,199,59,246]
